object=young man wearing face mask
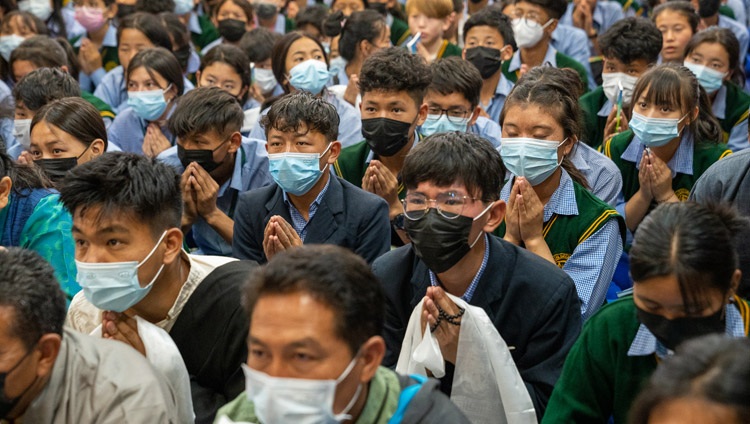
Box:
[255,0,295,34]
[579,17,662,150]
[157,87,272,256]
[0,248,180,423]
[232,91,390,264]
[505,0,590,92]
[215,245,471,424]
[62,153,257,424]
[372,131,582,420]
[334,47,430,246]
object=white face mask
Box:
[18,0,53,21]
[254,67,278,94]
[601,72,639,105]
[13,119,31,149]
[242,354,362,424]
[511,18,553,49]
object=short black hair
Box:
[655,2,699,34]
[136,0,176,14]
[260,91,339,142]
[127,47,185,96]
[359,46,432,106]
[512,0,568,20]
[243,245,385,354]
[199,44,252,102]
[32,97,108,151]
[239,27,282,63]
[169,87,244,140]
[462,5,517,50]
[158,12,192,72]
[696,0,720,18]
[12,68,81,112]
[9,35,69,82]
[402,131,505,202]
[117,12,174,53]
[330,10,387,62]
[59,152,182,238]
[0,248,67,350]
[295,4,328,36]
[599,17,662,65]
[428,57,482,108]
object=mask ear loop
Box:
[137,230,169,268]
[469,201,495,248]
[555,137,569,167]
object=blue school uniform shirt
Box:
[560,1,624,55]
[712,84,749,152]
[482,74,514,124]
[158,137,273,256]
[76,24,118,93]
[717,15,749,65]
[570,141,623,207]
[107,106,177,154]
[551,24,597,90]
[94,66,196,113]
[201,36,224,55]
[470,116,501,149]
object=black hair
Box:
[696,0,720,18]
[243,244,385,354]
[629,335,750,424]
[295,4,327,36]
[127,47,185,95]
[47,0,68,39]
[271,32,329,94]
[0,11,49,37]
[462,5,517,50]
[685,27,745,87]
[212,0,254,21]
[9,35,69,82]
[630,202,748,314]
[199,44,251,102]
[428,57,482,108]
[599,17,663,66]
[654,2,699,34]
[12,67,81,112]
[0,149,51,194]
[359,46,432,107]
[500,66,590,188]
[54,37,82,81]
[239,27,282,63]
[158,12,192,73]
[169,86,244,140]
[631,62,722,144]
[31,97,108,151]
[402,131,506,202]
[117,12,174,53]
[0,248,67,350]
[136,0,176,14]
[511,0,568,20]
[326,9,387,62]
[59,152,182,237]
[260,91,339,142]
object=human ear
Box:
[0,176,12,210]
[162,227,184,264]
[34,333,62,378]
[326,141,342,164]
[483,199,506,232]
[356,336,386,383]
[228,131,242,154]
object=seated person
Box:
[542,202,750,424]
[403,0,462,63]
[652,1,698,64]
[61,153,256,424]
[690,0,748,65]
[560,0,625,56]
[579,17,663,150]
[159,87,272,256]
[462,7,516,124]
[505,0,590,92]
[0,248,179,423]
[373,130,582,419]
[238,27,283,109]
[69,0,120,93]
[232,92,390,264]
[201,0,255,54]
[215,245,471,424]
[334,47,430,246]
[179,0,220,51]
[422,56,502,149]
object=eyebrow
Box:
[72,224,131,235]
[248,336,325,350]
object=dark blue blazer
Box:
[372,235,583,420]
[232,174,390,264]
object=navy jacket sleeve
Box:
[232,188,271,262]
[352,190,390,264]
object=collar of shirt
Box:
[385,13,393,27]
[274,13,286,33]
[598,97,614,118]
[711,83,727,120]
[428,233,490,302]
[282,175,331,237]
[569,143,592,172]
[216,142,248,198]
[507,45,557,74]
[336,66,349,86]
[591,3,604,30]
[628,302,746,358]
[189,11,202,34]
[74,23,118,48]
[365,129,421,164]
[621,130,695,176]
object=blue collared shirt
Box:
[158,137,273,255]
[107,106,177,153]
[202,37,224,55]
[188,11,202,34]
[628,303,745,359]
[570,141,623,207]
[717,15,749,65]
[77,24,118,92]
[470,116,501,148]
[501,169,623,319]
[482,74,514,124]
[282,177,331,241]
[551,24,596,90]
[428,234,490,302]
[560,1,624,54]
[94,66,196,113]
[507,44,558,73]
[712,84,749,152]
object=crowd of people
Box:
[1,0,750,423]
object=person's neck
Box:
[8,373,52,421]
[520,40,549,68]
[468,0,488,14]
[702,15,719,27]
[132,253,190,323]
[652,135,682,164]
[212,152,236,187]
[88,21,110,47]
[709,90,718,104]
[288,170,330,219]
[343,381,371,424]
[480,71,502,106]
[435,234,486,296]
[422,36,444,57]
[378,133,415,175]
[344,56,363,79]
[532,167,561,205]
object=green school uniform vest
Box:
[81,90,116,121]
[718,4,735,19]
[495,179,624,268]
[502,50,590,94]
[437,40,462,59]
[70,31,120,72]
[192,15,220,51]
[333,140,407,200]
[601,130,732,204]
[614,0,643,15]
[391,17,410,46]
[579,86,609,149]
[717,82,750,144]
[285,16,296,33]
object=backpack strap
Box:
[387,374,428,424]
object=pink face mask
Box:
[74,6,106,32]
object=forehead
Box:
[656,10,689,26]
[514,1,548,16]
[203,62,241,78]
[250,292,340,344]
[503,103,562,127]
[362,89,415,105]
[424,90,471,108]
[410,180,471,196]
[267,123,328,141]
[288,37,322,56]
[690,42,729,59]
[466,25,504,42]
[120,28,152,44]
[72,205,147,234]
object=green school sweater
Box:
[579,86,608,149]
[601,130,732,203]
[191,14,220,51]
[495,179,623,268]
[437,40,462,59]
[502,50,590,94]
[543,296,750,424]
[391,17,410,46]
[333,140,407,200]
[717,82,750,144]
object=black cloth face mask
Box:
[218,19,247,42]
[636,305,727,351]
[465,46,503,79]
[178,141,229,173]
[361,117,414,157]
[35,144,91,183]
[0,348,37,419]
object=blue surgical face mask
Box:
[173,0,193,14]
[75,231,168,312]
[420,114,471,137]
[269,143,332,196]
[683,61,726,95]
[287,59,330,95]
[127,84,172,121]
[500,137,567,186]
[0,34,25,62]
[629,111,688,148]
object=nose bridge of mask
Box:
[137,230,168,268]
